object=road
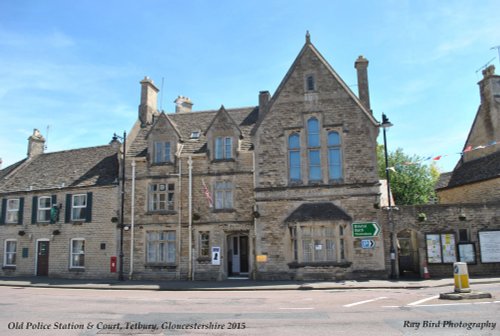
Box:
[0,283,498,336]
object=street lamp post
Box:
[381,114,397,279]
[113,131,127,281]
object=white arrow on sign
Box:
[361,239,375,249]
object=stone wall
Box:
[380,203,500,278]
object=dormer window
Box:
[215,137,232,160]
[154,141,171,163]
[190,131,201,140]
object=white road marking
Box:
[383,300,500,308]
[407,295,439,306]
[343,296,387,307]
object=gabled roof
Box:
[252,35,379,134]
[436,150,500,190]
[204,105,243,137]
[145,112,183,141]
[127,107,258,158]
[0,145,119,194]
[284,202,352,223]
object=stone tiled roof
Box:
[285,202,353,223]
[127,106,259,157]
[437,151,500,190]
[0,145,119,193]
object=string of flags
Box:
[387,139,499,170]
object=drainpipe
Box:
[129,160,136,279]
[177,157,182,280]
[188,156,193,281]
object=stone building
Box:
[382,66,500,279]
[0,130,119,278]
[436,65,500,204]
[121,33,386,281]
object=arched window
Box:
[328,131,342,180]
[288,133,301,181]
[307,118,321,181]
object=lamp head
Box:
[381,113,393,128]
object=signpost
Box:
[352,222,380,237]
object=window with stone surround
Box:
[149,183,175,212]
[306,74,316,91]
[153,141,171,164]
[291,225,346,263]
[215,136,233,160]
[307,118,321,181]
[288,133,301,181]
[70,238,85,269]
[328,131,343,181]
[146,231,176,264]
[3,239,17,267]
[214,181,233,209]
[199,231,210,257]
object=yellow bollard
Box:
[453,262,471,293]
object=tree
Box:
[377,145,440,205]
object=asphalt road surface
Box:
[0,283,498,336]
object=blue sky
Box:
[1,0,499,172]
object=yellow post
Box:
[453,262,471,293]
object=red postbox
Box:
[110,256,117,273]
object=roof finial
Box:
[306,30,311,44]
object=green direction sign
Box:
[352,222,380,237]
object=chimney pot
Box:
[174,96,194,113]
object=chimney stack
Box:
[174,96,193,113]
[354,55,371,112]
[259,91,270,114]
[27,129,45,158]
[139,76,159,127]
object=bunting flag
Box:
[390,139,499,168]
[201,179,213,208]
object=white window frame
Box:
[4,239,17,266]
[6,198,20,224]
[70,238,85,269]
[214,181,233,209]
[146,231,176,264]
[71,194,87,221]
[38,196,52,223]
[149,183,175,212]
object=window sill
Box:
[197,256,212,263]
[69,221,85,225]
[288,261,351,269]
[151,162,174,166]
[211,158,235,163]
[2,266,16,270]
[145,264,176,270]
[69,267,85,272]
[212,209,235,213]
[146,210,177,216]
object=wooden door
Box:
[37,241,49,276]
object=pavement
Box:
[0,275,499,291]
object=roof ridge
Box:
[163,106,257,116]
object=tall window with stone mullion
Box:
[147,231,176,264]
[215,137,233,160]
[154,141,171,163]
[288,133,301,181]
[149,183,175,211]
[328,131,342,180]
[307,118,321,181]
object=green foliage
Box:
[377,145,440,205]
